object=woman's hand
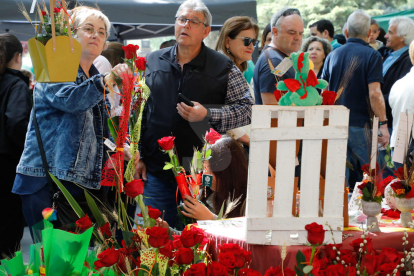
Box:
[181,195,214,220]
[104,63,133,83]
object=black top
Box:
[0,68,31,162]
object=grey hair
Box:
[70,7,111,37]
[371,18,379,27]
[175,0,212,27]
[389,16,414,46]
[346,9,370,38]
[301,36,332,57]
[270,7,302,31]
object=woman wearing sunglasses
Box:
[215,16,258,147]
[12,6,133,236]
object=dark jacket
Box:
[142,43,233,181]
[0,68,31,162]
[382,49,412,128]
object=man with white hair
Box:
[253,7,304,104]
[381,16,414,131]
[137,0,253,227]
[322,10,390,191]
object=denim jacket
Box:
[16,65,110,190]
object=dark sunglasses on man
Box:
[235,37,259,47]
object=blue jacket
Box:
[16,65,110,190]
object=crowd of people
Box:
[1,0,414,257]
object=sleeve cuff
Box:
[210,108,222,124]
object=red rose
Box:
[357,181,368,193]
[350,237,374,254]
[394,167,404,179]
[94,247,120,269]
[53,7,61,13]
[122,44,139,59]
[345,266,357,276]
[145,226,169,248]
[218,252,237,271]
[99,222,112,238]
[339,249,357,266]
[382,176,395,186]
[124,179,144,198]
[209,261,228,276]
[159,241,174,258]
[390,180,405,195]
[76,214,93,231]
[322,90,336,105]
[361,254,380,275]
[219,243,249,268]
[137,205,161,219]
[323,263,345,276]
[362,163,379,177]
[184,263,207,276]
[312,258,328,275]
[379,247,401,264]
[135,57,147,71]
[238,268,261,276]
[264,266,295,276]
[172,235,184,249]
[175,247,194,265]
[41,11,47,16]
[325,244,341,261]
[157,136,175,151]
[205,128,221,145]
[180,225,205,248]
[380,262,401,276]
[304,222,325,245]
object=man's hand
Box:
[177,102,207,122]
[134,153,147,181]
[378,124,390,148]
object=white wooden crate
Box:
[246,105,349,245]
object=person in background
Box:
[215,15,259,148]
[334,34,346,45]
[389,40,414,160]
[137,0,253,228]
[369,19,383,50]
[381,17,414,133]
[301,36,332,92]
[12,7,135,236]
[253,7,303,105]
[20,68,34,93]
[321,10,389,191]
[260,24,272,52]
[101,42,125,68]
[378,27,387,46]
[0,34,31,256]
[309,19,342,50]
[160,39,177,49]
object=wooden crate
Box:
[246,105,349,245]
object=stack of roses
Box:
[217,243,252,275]
[357,164,385,204]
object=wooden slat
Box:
[252,105,348,119]
[247,217,343,230]
[300,109,324,217]
[250,125,348,141]
[273,110,297,217]
[324,108,350,218]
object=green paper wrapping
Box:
[42,226,93,276]
[6,251,25,276]
[32,220,53,244]
[24,274,39,276]
[28,243,42,273]
[0,259,9,276]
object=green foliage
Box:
[294,250,306,276]
[50,173,85,218]
[85,191,105,227]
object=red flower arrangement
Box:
[122,44,139,59]
[123,179,144,198]
[145,226,169,248]
[75,214,93,231]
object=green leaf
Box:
[362,187,371,199]
[303,265,313,274]
[194,250,200,263]
[50,173,85,218]
[122,231,136,247]
[296,250,306,270]
[217,201,225,220]
[85,191,105,227]
[111,71,123,87]
[163,163,174,170]
[205,149,212,159]
[294,266,304,276]
[346,160,354,170]
[107,117,119,142]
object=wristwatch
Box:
[205,108,212,121]
[379,120,388,126]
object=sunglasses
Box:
[236,37,259,47]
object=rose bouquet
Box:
[356,164,385,204]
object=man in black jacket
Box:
[382,16,414,132]
[136,0,253,227]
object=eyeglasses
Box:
[235,37,259,47]
[175,16,206,28]
[76,25,107,39]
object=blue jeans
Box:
[144,172,179,228]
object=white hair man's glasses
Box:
[76,25,107,39]
[175,17,206,28]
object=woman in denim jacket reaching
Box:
[12,6,133,235]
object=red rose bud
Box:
[99,222,112,238]
[209,261,228,276]
[180,225,205,248]
[76,214,93,231]
[124,179,144,198]
[145,226,169,248]
[41,11,47,16]
[157,136,175,151]
[205,128,221,145]
[122,44,139,59]
[53,7,61,13]
[137,205,161,219]
[184,263,207,276]
[304,222,325,245]
[175,247,194,265]
[134,57,147,71]
[321,90,336,105]
[94,247,120,269]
